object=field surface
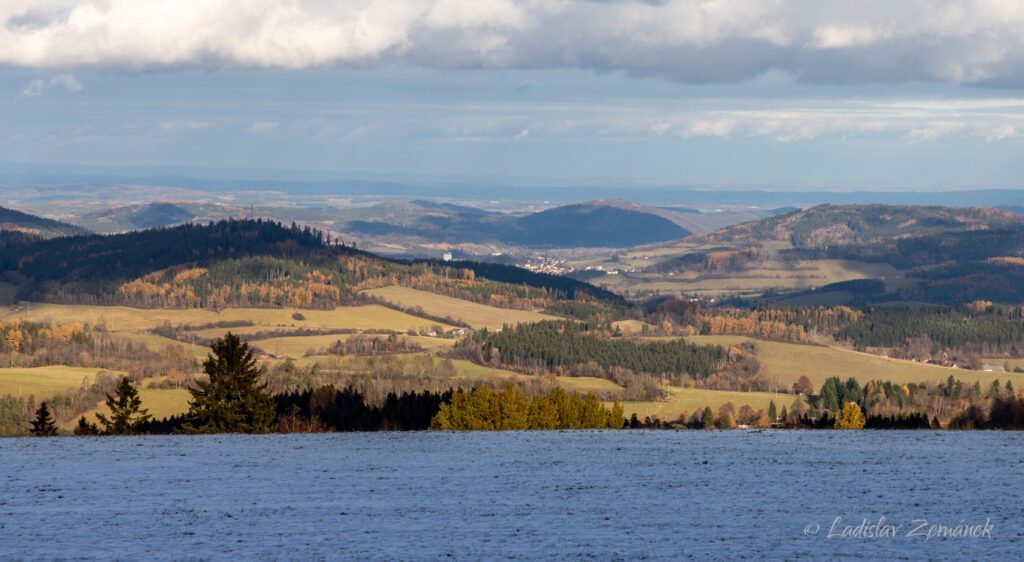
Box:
[69,386,192,428]
[575,250,905,300]
[0,366,123,400]
[620,387,799,422]
[686,335,1021,389]
[0,303,453,334]
[4,432,1021,559]
[362,286,556,329]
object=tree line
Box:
[454,320,730,379]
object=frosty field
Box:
[1,431,1022,559]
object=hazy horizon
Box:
[3,1,1024,190]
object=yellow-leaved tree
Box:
[834,401,866,430]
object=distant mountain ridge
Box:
[65,199,693,250]
[697,204,1024,248]
[503,201,690,248]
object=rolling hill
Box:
[503,201,690,247]
[0,205,88,239]
[694,204,1024,248]
[0,218,620,310]
[573,204,1024,305]
[65,199,696,251]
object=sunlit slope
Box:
[362,286,557,329]
[687,335,1019,389]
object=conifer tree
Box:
[185,332,276,434]
[96,376,152,435]
[701,406,715,429]
[768,400,777,421]
[29,402,59,436]
[74,416,101,436]
[608,397,625,428]
[820,383,840,412]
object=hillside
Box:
[0,218,619,310]
[68,199,696,252]
[568,204,1024,305]
[505,201,690,247]
[696,204,1024,248]
[0,205,88,239]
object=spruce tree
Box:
[185,332,276,434]
[701,406,715,429]
[768,400,777,421]
[96,377,152,435]
[74,416,101,436]
[821,384,840,412]
[29,402,59,436]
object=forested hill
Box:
[697,204,1024,248]
[0,205,88,239]
[0,219,357,285]
[0,219,620,309]
[411,260,623,303]
[505,202,691,247]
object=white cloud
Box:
[161,121,210,131]
[812,25,892,49]
[249,121,280,133]
[985,124,1016,142]
[906,121,966,142]
[683,119,736,138]
[649,122,672,135]
[3,1,1024,84]
[19,73,82,96]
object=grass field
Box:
[687,335,1022,389]
[612,319,655,336]
[444,360,626,396]
[67,385,192,428]
[986,358,1024,372]
[574,253,906,299]
[119,333,210,360]
[0,303,455,334]
[0,366,123,399]
[362,286,556,329]
[620,387,800,421]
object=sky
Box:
[2,0,1024,189]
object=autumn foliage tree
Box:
[430,385,623,430]
[792,375,814,396]
[834,402,866,429]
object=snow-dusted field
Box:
[1,430,1021,559]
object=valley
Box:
[3,199,1024,435]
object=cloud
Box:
[161,121,210,131]
[985,124,1016,142]
[249,121,280,133]
[19,73,82,96]
[683,119,736,138]
[3,1,1024,85]
[907,121,966,142]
